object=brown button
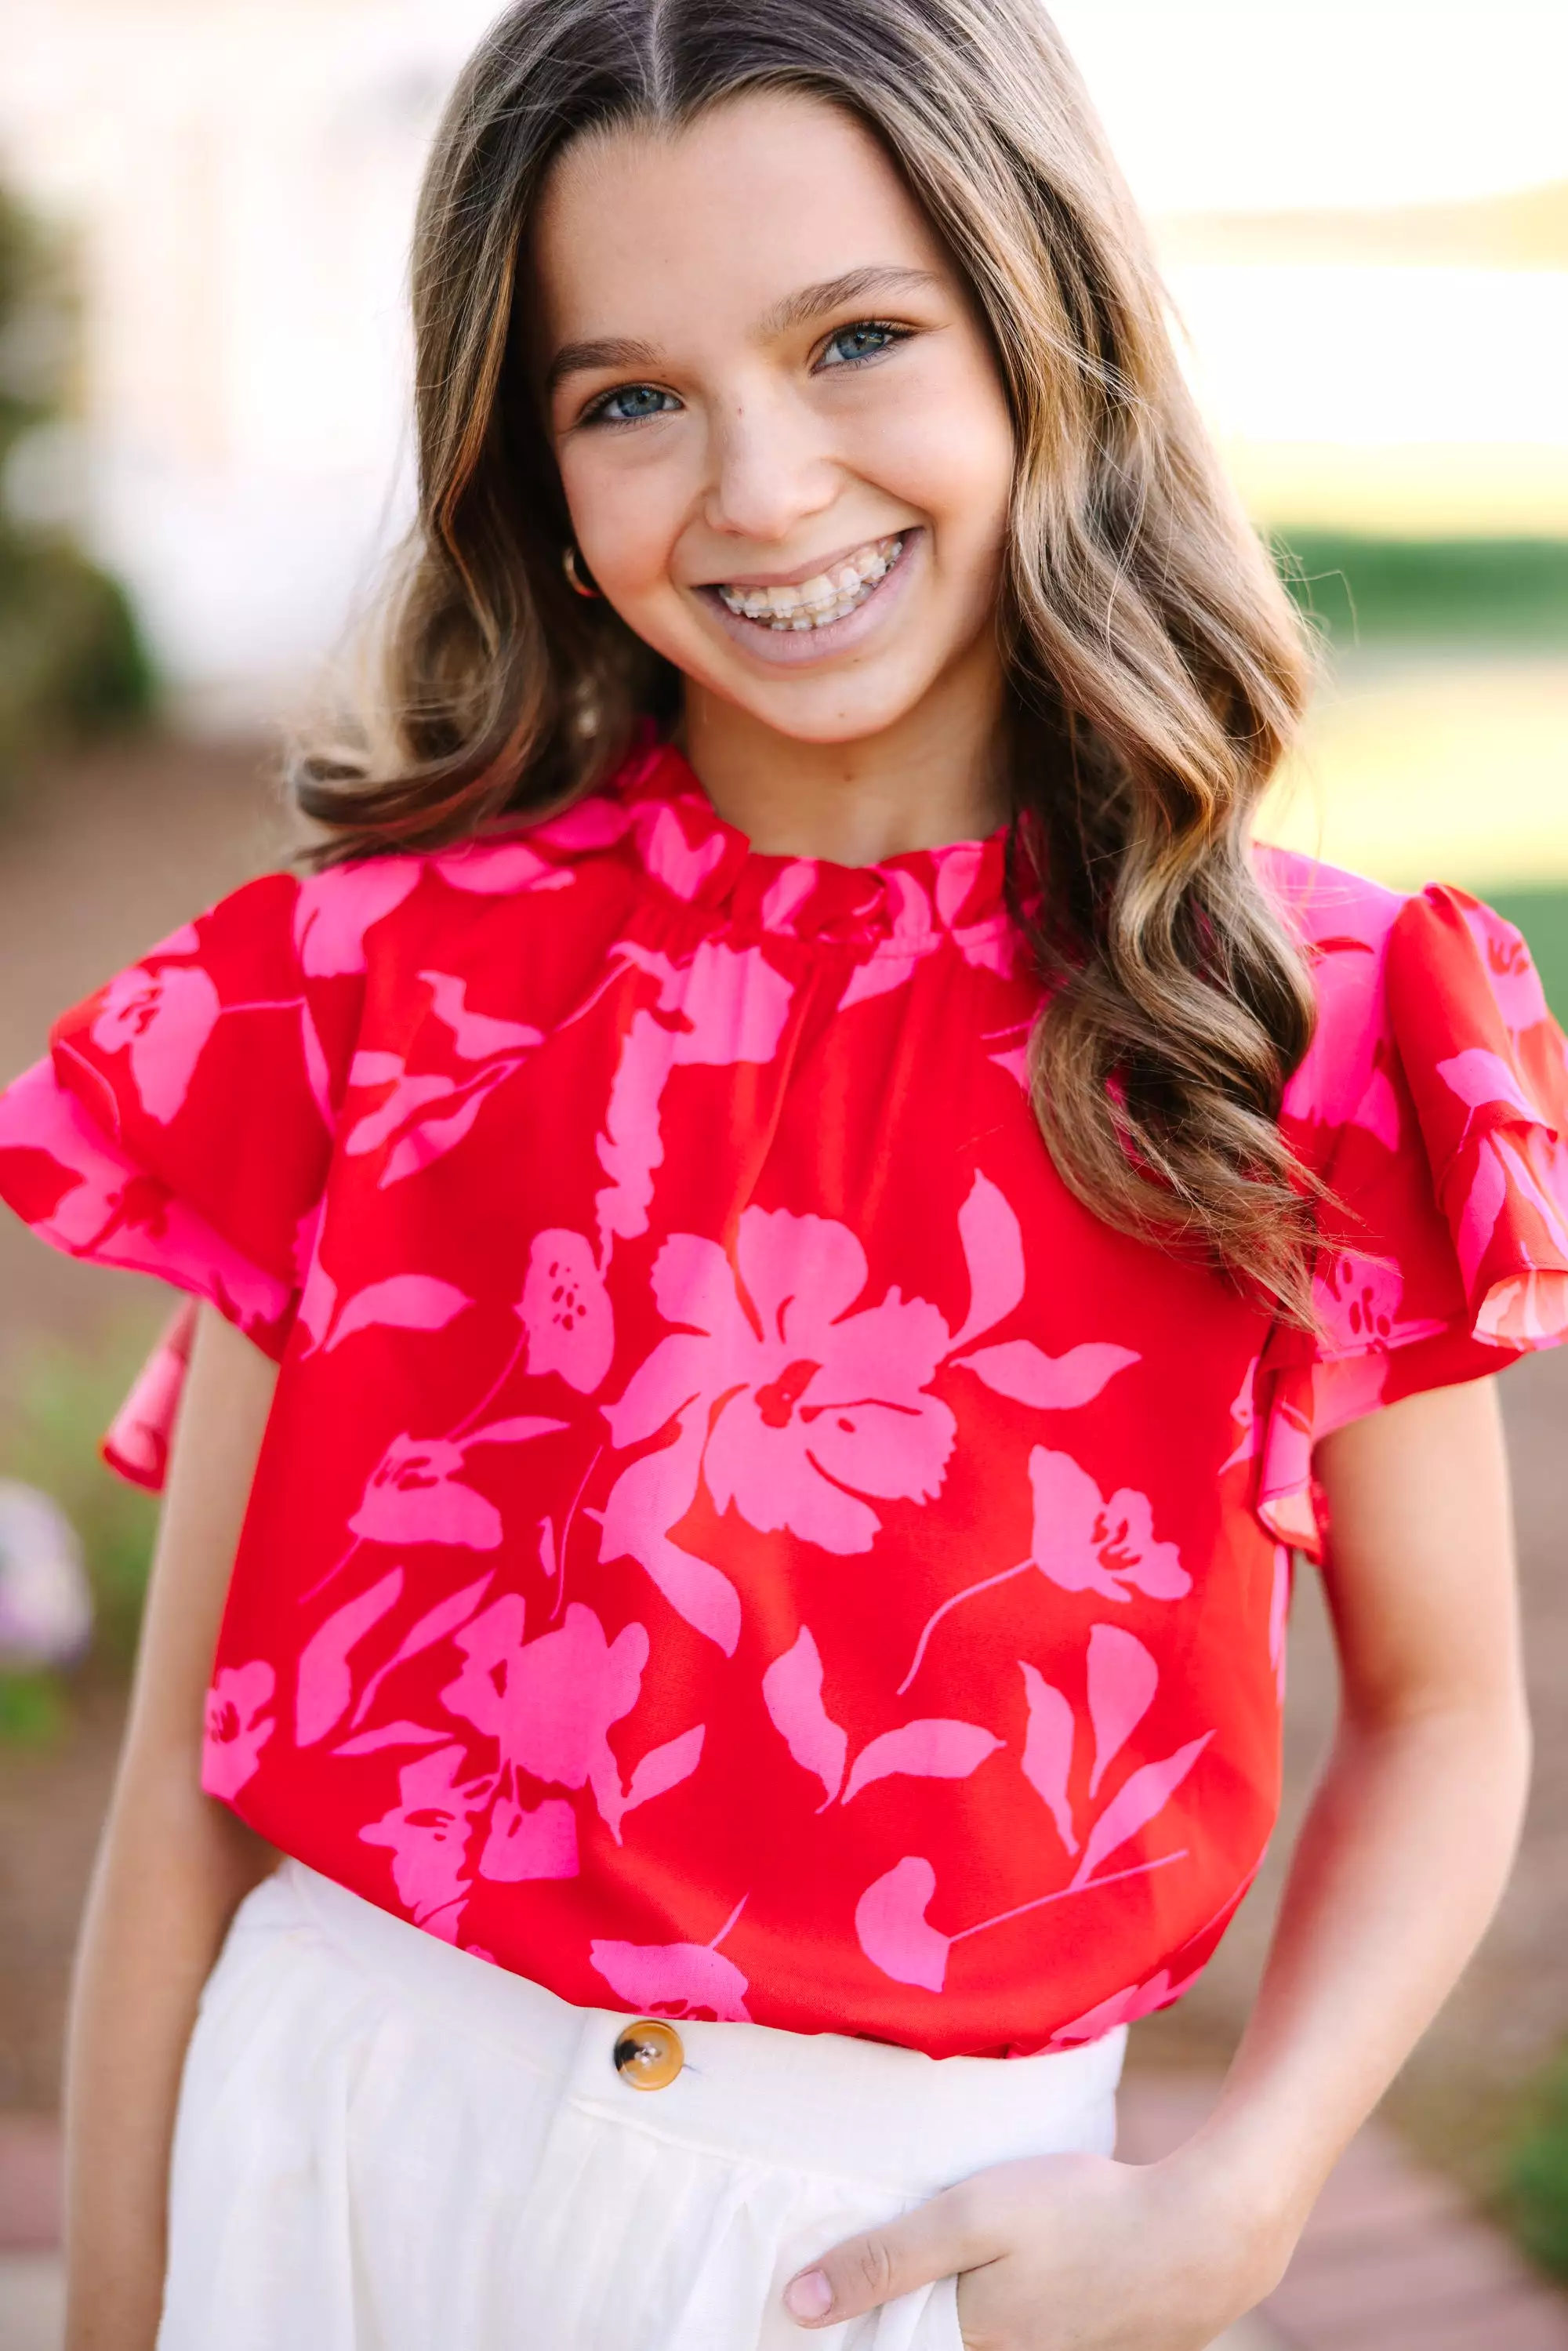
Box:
[612,2018,684,2091]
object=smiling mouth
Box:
[712,535,906,633]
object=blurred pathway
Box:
[1120,2076,1568,2350]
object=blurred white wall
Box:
[2,0,498,725]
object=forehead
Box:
[532,91,953,343]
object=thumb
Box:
[783,2183,973,2329]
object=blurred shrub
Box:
[1276,532,1568,648]
[0,1319,160,1743]
[0,181,154,789]
[1489,888,1568,1025]
[1503,2050,1568,2281]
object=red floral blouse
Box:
[2,742,1566,2058]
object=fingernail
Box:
[785,2269,834,2320]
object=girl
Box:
[2,3,1563,2346]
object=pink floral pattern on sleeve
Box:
[1254,864,1568,1555]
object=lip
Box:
[694,531,912,593]
[692,528,923,668]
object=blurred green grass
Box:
[1490,889,1568,1025]
[0,1317,159,1743]
[1276,533,1568,646]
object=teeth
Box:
[717,535,904,629]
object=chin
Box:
[718,670,931,746]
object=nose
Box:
[702,382,839,548]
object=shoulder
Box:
[1255,845,1563,1139]
[1254,841,1406,960]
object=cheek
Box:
[850,366,1013,558]
[556,442,684,601]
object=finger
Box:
[783,2184,974,2329]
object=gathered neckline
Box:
[592,737,1015,947]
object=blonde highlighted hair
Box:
[296,0,1321,1321]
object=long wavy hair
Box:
[296,0,1322,1322]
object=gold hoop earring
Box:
[562,543,601,599]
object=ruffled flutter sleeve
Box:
[1256,879,1568,1555]
[0,872,357,1377]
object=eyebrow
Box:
[760,264,942,336]
[544,265,942,394]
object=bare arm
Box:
[64,1305,280,2351]
[787,1377,1531,2346]
[1187,1375,1528,2224]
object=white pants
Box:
[159,1859,1127,2350]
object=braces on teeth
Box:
[717,535,905,630]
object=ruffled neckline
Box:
[556,737,1014,948]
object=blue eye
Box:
[820,321,905,368]
[586,383,679,426]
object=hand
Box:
[782,2147,1291,2349]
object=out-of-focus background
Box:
[0,4,1566,2346]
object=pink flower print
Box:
[344,1067,463,1159]
[432,839,574,896]
[202,1660,276,1800]
[898,1449,1189,1692]
[855,1856,950,1992]
[293,860,419,976]
[1465,1130,1568,1343]
[1084,1622,1159,1798]
[840,1718,1002,1804]
[761,1626,1000,1810]
[1437,1047,1540,1139]
[296,1569,404,1746]
[348,1418,564,1552]
[630,800,729,901]
[492,1597,643,1824]
[1462,899,1552,1036]
[590,1896,751,2022]
[1048,1968,1187,2048]
[1070,1732,1210,1888]
[838,871,937,1010]
[762,1627,848,1806]
[1314,1250,1446,1353]
[360,1743,492,1940]
[90,961,221,1123]
[419,971,544,1061]
[593,942,795,1250]
[759,860,817,931]
[1025,1449,1190,1603]
[520,1228,615,1394]
[0,1065,290,1330]
[441,1598,695,1841]
[478,1794,579,1882]
[1019,1663,1078,1854]
[698,1209,955,1550]
[594,1410,742,1654]
[351,1434,504,1551]
[599,1210,955,1644]
[533,791,639,854]
[300,1272,474,1358]
[934,842,1015,977]
[948,1170,1025,1349]
[855,1711,1210,1994]
[348,1060,517,1188]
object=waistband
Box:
[255,1861,1125,2194]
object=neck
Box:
[679,650,1008,865]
